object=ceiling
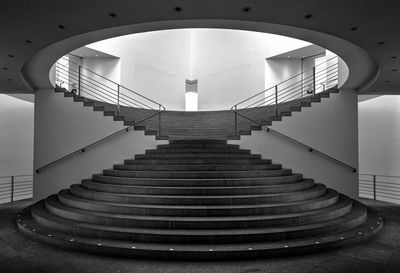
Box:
[269,44,325,59]
[1,0,399,95]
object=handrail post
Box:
[312,67,316,97]
[10,176,14,202]
[78,65,81,96]
[158,105,162,136]
[373,175,377,200]
[117,84,120,116]
[234,105,238,136]
[274,85,278,116]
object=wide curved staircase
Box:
[18,139,382,260]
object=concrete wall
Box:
[0,95,34,176]
[229,89,359,199]
[33,89,167,201]
[359,95,400,176]
[86,29,310,110]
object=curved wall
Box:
[85,29,311,110]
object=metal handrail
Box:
[0,174,33,203]
[37,54,167,174]
[359,173,400,203]
[230,55,356,172]
[35,125,135,174]
[234,111,357,172]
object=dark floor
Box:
[0,198,399,273]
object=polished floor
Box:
[0,198,399,273]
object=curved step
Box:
[113,163,282,172]
[68,184,327,205]
[58,189,340,217]
[17,203,382,260]
[145,148,251,154]
[91,173,303,187]
[124,158,272,165]
[30,200,367,244]
[134,154,262,159]
[45,195,353,229]
[102,169,291,179]
[81,179,315,195]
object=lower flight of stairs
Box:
[17,139,382,260]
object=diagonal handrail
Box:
[37,54,167,174]
[234,111,357,172]
[231,55,357,172]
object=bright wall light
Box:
[185,91,198,111]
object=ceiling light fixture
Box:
[378,41,385,45]
[25,40,32,44]
[8,54,14,58]
[350,27,358,31]
[174,6,182,12]
[58,25,65,29]
[109,13,117,18]
[243,7,251,12]
[304,14,312,19]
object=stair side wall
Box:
[229,89,358,199]
[33,89,167,201]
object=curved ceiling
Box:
[1,0,399,95]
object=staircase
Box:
[18,139,382,260]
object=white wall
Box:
[33,89,167,201]
[0,95,34,176]
[359,96,400,176]
[86,29,310,110]
[229,89,359,199]
[82,57,120,84]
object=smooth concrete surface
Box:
[230,89,358,199]
[1,198,399,273]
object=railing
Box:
[0,174,33,204]
[35,55,167,174]
[231,56,357,173]
[359,173,400,204]
[55,55,166,133]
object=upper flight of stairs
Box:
[18,139,382,260]
[57,87,339,140]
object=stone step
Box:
[30,200,367,244]
[113,163,282,172]
[57,189,339,217]
[81,179,315,195]
[91,173,303,187]
[68,184,327,205]
[124,158,272,165]
[102,168,290,179]
[145,148,250,154]
[45,195,352,229]
[134,153,262,160]
[18,204,381,260]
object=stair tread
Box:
[46,194,352,222]
[31,200,366,235]
[70,183,326,199]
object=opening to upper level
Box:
[56,28,340,111]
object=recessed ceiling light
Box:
[109,13,117,18]
[243,6,251,12]
[58,25,65,29]
[6,78,12,81]
[25,40,32,44]
[8,54,14,58]
[391,56,397,59]
[304,14,313,19]
[174,6,182,12]
[384,80,390,83]
[350,27,358,31]
[2,67,7,70]
[392,69,398,72]
[378,41,385,45]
